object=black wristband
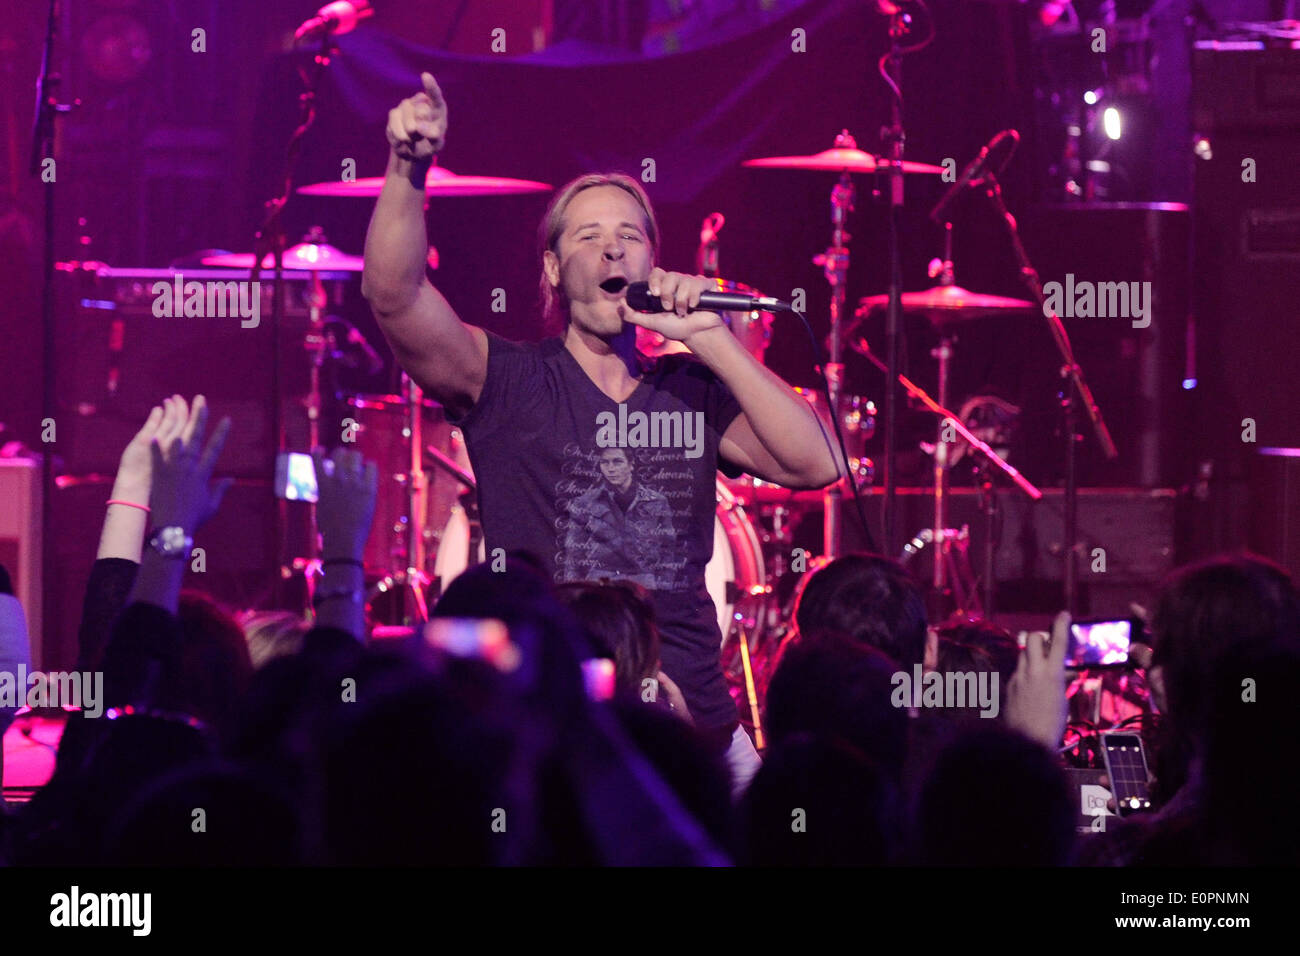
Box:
[312,586,362,607]
[322,557,365,570]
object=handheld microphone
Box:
[295,1,374,44]
[624,281,793,314]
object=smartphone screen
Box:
[1101,732,1153,816]
[275,452,318,503]
[424,617,518,672]
[1066,618,1133,668]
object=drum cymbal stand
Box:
[811,146,855,560]
[925,222,960,607]
[287,264,330,605]
[284,239,348,611]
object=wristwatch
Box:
[147,526,193,559]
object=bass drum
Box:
[343,393,456,574]
[433,502,485,600]
[709,479,766,646]
[432,480,766,644]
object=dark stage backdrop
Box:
[242,0,1040,396]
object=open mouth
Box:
[599,277,628,294]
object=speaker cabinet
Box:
[1192,47,1300,455]
[53,266,319,478]
[1249,448,1300,585]
[827,486,1177,617]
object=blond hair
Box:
[537,173,659,332]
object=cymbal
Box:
[855,284,1035,326]
[200,241,365,272]
[744,147,944,176]
[298,164,552,198]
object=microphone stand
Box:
[980,171,1117,614]
[31,0,76,663]
[249,33,338,608]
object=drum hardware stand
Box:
[731,601,766,752]
[696,212,723,277]
[974,457,999,618]
[287,234,334,604]
[851,335,1043,615]
[924,222,960,601]
[360,372,438,626]
[374,372,433,625]
[811,143,855,560]
[425,443,477,492]
[761,503,795,584]
[930,331,954,595]
[900,525,980,617]
[979,170,1116,614]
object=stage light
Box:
[1103,108,1122,140]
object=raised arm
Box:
[361,72,487,418]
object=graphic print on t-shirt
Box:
[555,443,698,590]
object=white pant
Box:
[724,724,763,801]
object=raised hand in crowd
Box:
[311,447,379,641]
[99,395,211,562]
[1005,610,1069,750]
[126,401,232,614]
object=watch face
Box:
[153,527,190,556]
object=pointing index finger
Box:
[1048,610,1070,669]
[421,72,444,106]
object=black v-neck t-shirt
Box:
[449,331,745,732]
